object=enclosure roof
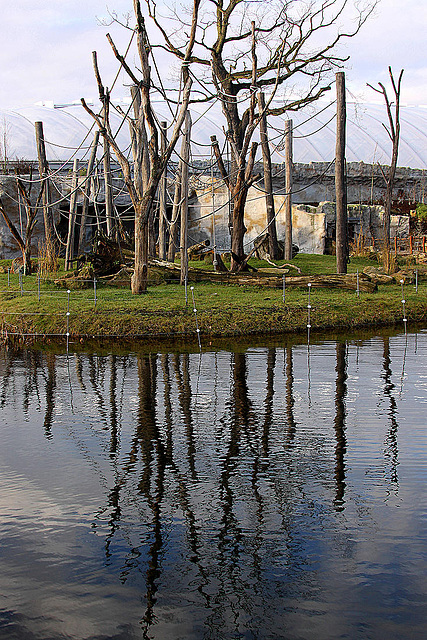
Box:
[1,101,427,169]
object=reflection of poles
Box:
[262,348,276,456]
[382,336,399,489]
[75,354,86,390]
[136,355,168,634]
[109,355,119,457]
[161,354,174,462]
[43,353,56,440]
[88,355,108,426]
[137,355,158,496]
[218,352,250,550]
[173,353,196,479]
[285,347,296,444]
[233,352,251,433]
[333,342,347,511]
[23,350,43,416]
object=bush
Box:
[416,203,427,221]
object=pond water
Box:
[0,329,426,640]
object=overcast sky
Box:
[0,0,425,109]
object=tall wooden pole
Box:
[78,130,99,255]
[284,119,293,260]
[258,92,279,259]
[158,121,168,261]
[168,127,187,263]
[65,158,79,271]
[35,121,55,248]
[103,135,114,238]
[335,72,348,274]
[180,112,191,286]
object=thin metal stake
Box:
[400,279,407,334]
[37,272,41,302]
[7,268,10,287]
[190,286,201,350]
[307,282,312,341]
[94,277,97,310]
[415,269,418,293]
[19,272,23,296]
[282,274,286,304]
[356,269,360,298]
[66,289,71,351]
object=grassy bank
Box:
[1,254,426,344]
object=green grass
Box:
[187,253,378,275]
[1,254,426,344]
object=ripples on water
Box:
[0,330,426,639]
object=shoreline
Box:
[2,290,426,348]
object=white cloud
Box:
[0,0,425,108]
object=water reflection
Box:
[333,342,347,511]
[382,337,399,491]
[1,330,427,639]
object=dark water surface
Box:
[0,329,426,639]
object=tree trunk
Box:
[167,139,185,262]
[158,121,168,261]
[65,158,79,271]
[230,186,248,271]
[23,245,32,276]
[35,121,56,249]
[131,203,149,294]
[284,119,293,260]
[180,112,191,286]
[78,130,99,255]
[259,92,279,259]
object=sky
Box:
[0,0,426,109]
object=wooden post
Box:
[335,72,348,274]
[158,121,168,260]
[258,92,279,259]
[423,236,426,253]
[284,119,293,260]
[211,144,218,269]
[65,158,79,271]
[78,130,99,255]
[168,128,187,262]
[103,134,114,238]
[180,112,191,286]
[394,236,398,254]
[35,121,55,248]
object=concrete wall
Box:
[189,178,410,255]
[189,179,327,254]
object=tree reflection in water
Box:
[0,331,425,639]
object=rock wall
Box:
[189,178,409,255]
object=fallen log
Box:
[283,274,377,292]
[149,260,377,290]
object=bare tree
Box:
[367,67,404,254]
[146,0,376,270]
[0,172,45,275]
[82,0,201,293]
